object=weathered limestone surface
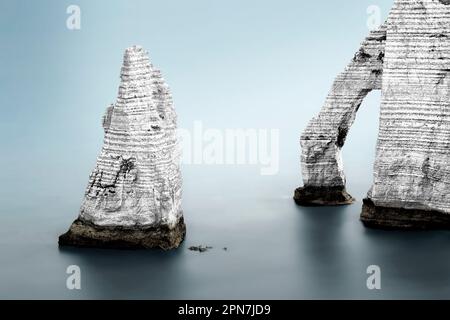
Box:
[296,0,450,229]
[60,46,185,249]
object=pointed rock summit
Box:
[59,46,185,249]
[295,0,450,229]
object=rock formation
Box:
[295,0,450,229]
[59,46,185,249]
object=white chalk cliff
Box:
[60,46,185,248]
[296,0,450,228]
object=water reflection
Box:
[58,245,187,299]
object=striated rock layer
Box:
[59,46,185,249]
[296,0,450,229]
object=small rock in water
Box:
[188,245,213,253]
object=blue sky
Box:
[0,0,394,205]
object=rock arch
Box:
[294,24,386,206]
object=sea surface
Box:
[3,163,450,299]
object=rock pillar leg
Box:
[360,0,450,229]
[295,26,386,206]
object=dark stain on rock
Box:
[372,69,382,76]
[353,48,372,62]
[336,125,348,148]
[431,33,448,38]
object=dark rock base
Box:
[59,217,186,250]
[361,198,450,230]
[294,185,355,206]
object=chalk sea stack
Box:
[296,0,450,229]
[59,46,185,249]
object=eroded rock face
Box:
[296,0,450,229]
[59,46,185,249]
